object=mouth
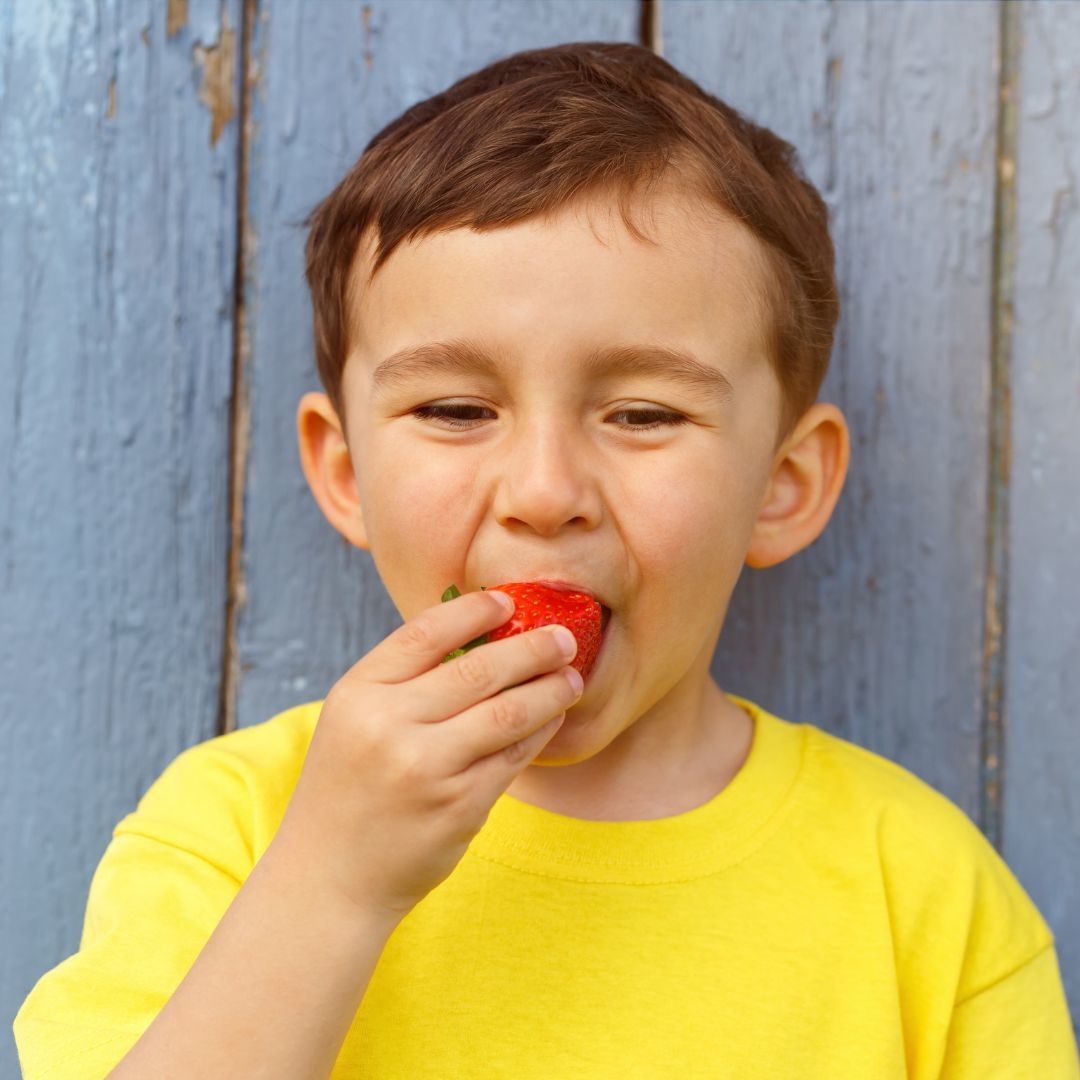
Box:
[528,578,608,606]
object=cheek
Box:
[364,435,480,544]
[621,453,757,634]
[622,451,750,565]
[360,438,484,616]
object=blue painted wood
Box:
[235,0,642,729]
[1004,0,1080,1032]
[0,1,241,1072]
[665,0,998,816]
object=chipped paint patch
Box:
[167,0,188,38]
[362,5,375,70]
[192,13,237,147]
[107,77,116,119]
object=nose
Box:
[490,413,603,536]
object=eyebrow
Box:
[370,339,735,403]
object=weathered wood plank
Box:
[235,0,642,728]
[0,0,241,1069]
[664,1,999,820]
[1004,0,1080,1032]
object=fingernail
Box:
[491,590,515,613]
[564,667,584,697]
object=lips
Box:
[529,579,605,604]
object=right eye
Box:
[410,404,491,429]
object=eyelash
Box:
[410,403,690,434]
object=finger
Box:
[410,622,577,724]
[460,703,570,807]
[441,663,583,775]
[362,588,515,685]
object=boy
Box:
[15,40,1079,1078]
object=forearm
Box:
[107,821,399,1080]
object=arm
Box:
[938,942,1080,1079]
[106,818,401,1080]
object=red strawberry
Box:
[440,581,604,680]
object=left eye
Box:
[410,404,689,433]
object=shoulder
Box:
[114,698,326,866]
[800,721,978,838]
[799,721,1055,1000]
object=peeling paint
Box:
[107,77,116,119]
[361,5,375,71]
[167,0,188,38]
[140,26,150,47]
[192,13,237,147]
[983,573,1003,663]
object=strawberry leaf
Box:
[439,583,487,663]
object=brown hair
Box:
[304,41,838,450]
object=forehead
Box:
[345,181,772,387]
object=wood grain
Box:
[0,1,241,1071]
[1003,0,1080,1032]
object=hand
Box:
[273,587,583,925]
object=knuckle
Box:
[490,695,529,739]
[454,649,495,689]
[440,772,471,811]
[322,682,375,737]
[341,705,379,752]
[502,735,532,765]
[387,741,428,784]
[526,627,557,661]
[398,616,438,654]
[442,781,480,832]
[559,671,581,705]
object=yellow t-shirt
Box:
[14,695,1079,1078]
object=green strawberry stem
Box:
[440,582,489,663]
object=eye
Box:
[410,403,689,434]
[608,408,690,433]
[410,404,493,430]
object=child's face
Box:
[299,179,845,778]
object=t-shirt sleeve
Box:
[868,751,1080,1077]
[938,940,1080,1078]
[12,740,255,1079]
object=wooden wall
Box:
[3,0,1077,1066]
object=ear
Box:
[296,391,370,550]
[745,402,850,570]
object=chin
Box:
[530,712,606,766]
